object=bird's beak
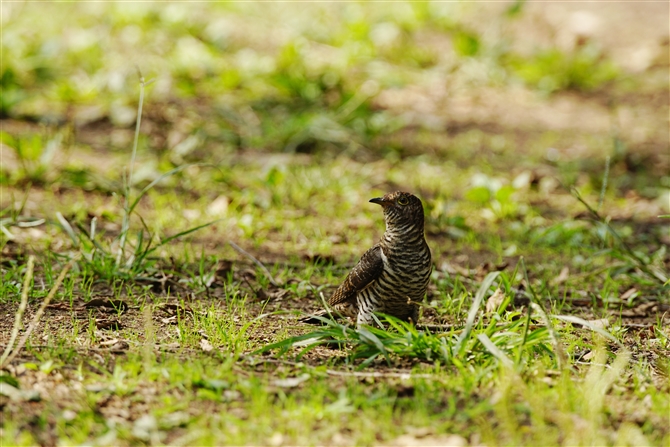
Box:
[370,197,392,207]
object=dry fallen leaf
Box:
[551,266,570,285]
[271,373,310,388]
[95,318,122,330]
[486,288,506,314]
[207,195,229,216]
[620,287,638,301]
[587,318,610,329]
[200,338,214,352]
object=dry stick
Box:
[228,240,279,287]
[2,257,76,367]
[0,256,35,367]
[325,369,437,380]
[242,356,439,380]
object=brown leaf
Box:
[95,318,122,330]
[620,287,638,301]
[486,288,506,314]
[215,260,233,278]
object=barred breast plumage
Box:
[304,191,432,326]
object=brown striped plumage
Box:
[305,191,432,326]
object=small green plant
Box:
[465,174,522,220]
[505,45,618,93]
[0,131,64,184]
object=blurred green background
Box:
[1,1,668,258]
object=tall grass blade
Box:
[118,75,150,267]
[357,326,389,363]
[56,212,79,247]
[454,271,500,356]
[477,333,514,369]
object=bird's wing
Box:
[328,244,384,306]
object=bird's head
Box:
[369,191,425,228]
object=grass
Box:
[1,2,669,446]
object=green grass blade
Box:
[455,271,500,356]
[477,333,514,369]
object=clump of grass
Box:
[504,45,619,93]
[52,76,221,283]
[256,271,621,373]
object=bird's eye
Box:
[397,196,409,206]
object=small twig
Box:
[2,257,77,367]
[241,356,441,380]
[325,369,437,380]
[0,256,34,367]
[229,240,279,287]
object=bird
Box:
[303,191,432,326]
